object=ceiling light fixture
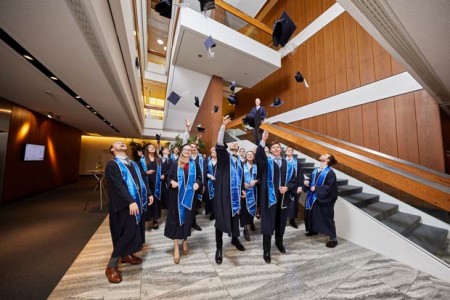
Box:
[157,39,164,45]
[75,95,81,99]
[164,46,167,51]
[47,112,61,121]
[50,76,58,80]
[23,54,33,60]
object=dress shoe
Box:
[250,223,256,231]
[120,254,142,265]
[209,213,215,221]
[105,267,122,283]
[192,223,202,231]
[263,251,271,264]
[231,238,246,251]
[305,231,318,236]
[243,226,251,241]
[153,221,159,230]
[182,242,189,256]
[275,241,286,253]
[289,219,298,229]
[215,248,223,264]
[173,249,180,264]
[326,240,338,248]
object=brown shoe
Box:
[120,254,142,265]
[105,267,122,283]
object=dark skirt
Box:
[164,190,194,240]
[304,200,337,239]
[240,197,255,227]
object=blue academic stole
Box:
[140,157,161,200]
[305,166,332,209]
[243,163,257,216]
[196,155,204,200]
[286,158,296,201]
[177,160,196,225]
[229,155,243,216]
[266,157,277,208]
[114,158,147,224]
[207,158,216,200]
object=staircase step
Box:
[300,162,316,168]
[343,192,379,208]
[338,185,363,197]
[382,212,421,235]
[296,158,306,163]
[360,202,398,220]
[336,178,349,186]
[302,167,315,177]
[405,224,449,255]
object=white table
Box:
[83,169,108,211]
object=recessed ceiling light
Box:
[75,95,81,99]
[133,30,137,36]
[157,39,164,45]
[44,90,52,94]
[23,54,33,60]
[50,76,58,80]
[164,46,167,51]
[86,105,91,108]
[93,111,98,114]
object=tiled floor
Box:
[50,213,450,299]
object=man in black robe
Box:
[249,98,267,144]
[256,131,298,263]
[104,141,154,283]
[160,146,173,210]
[285,147,304,228]
[214,116,246,264]
[304,153,339,248]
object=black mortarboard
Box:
[197,124,205,133]
[213,105,219,113]
[167,91,181,105]
[272,11,297,47]
[156,134,161,142]
[295,71,309,87]
[229,81,236,93]
[199,0,215,12]
[194,96,200,108]
[155,0,172,19]
[243,113,255,127]
[270,97,284,107]
[204,36,216,58]
[227,94,237,105]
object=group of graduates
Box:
[103,116,339,284]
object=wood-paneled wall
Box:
[191,76,224,152]
[1,105,82,204]
[235,0,445,173]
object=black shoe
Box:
[263,251,271,263]
[231,238,246,251]
[243,227,251,241]
[250,223,256,231]
[289,219,298,229]
[215,248,222,264]
[153,221,159,230]
[209,213,215,221]
[192,223,202,231]
[305,231,318,236]
[275,241,286,253]
[326,240,338,248]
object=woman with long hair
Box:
[241,150,258,241]
[164,143,202,264]
[205,147,217,221]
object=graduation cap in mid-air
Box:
[270,97,284,107]
[227,94,237,105]
[156,134,161,142]
[196,124,205,133]
[242,113,255,127]
[229,81,236,93]
[204,36,216,58]
[194,96,200,108]
[155,0,172,19]
[272,11,297,47]
[167,91,181,105]
[295,71,309,88]
[212,105,219,113]
[199,0,215,12]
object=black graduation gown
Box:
[240,163,257,227]
[288,159,304,219]
[160,157,173,209]
[214,145,242,237]
[105,160,144,257]
[142,160,161,221]
[164,161,203,240]
[205,158,217,216]
[304,168,338,239]
[192,155,206,210]
[255,145,298,236]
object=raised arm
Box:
[182,118,191,145]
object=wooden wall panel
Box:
[362,102,380,151]
[377,98,398,157]
[394,93,420,163]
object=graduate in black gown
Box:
[105,141,154,283]
[170,146,180,163]
[205,147,217,221]
[160,146,173,210]
[304,153,339,248]
[256,131,298,263]
[241,150,258,241]
[214,116,246,264]
[139,144,163,230]
[164,143,202,264]
[285,147,304,229]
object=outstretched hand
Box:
[185,118,191,129]
[262,130,269,141]
[222,115,231,125]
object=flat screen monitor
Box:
[24,143,45,161]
